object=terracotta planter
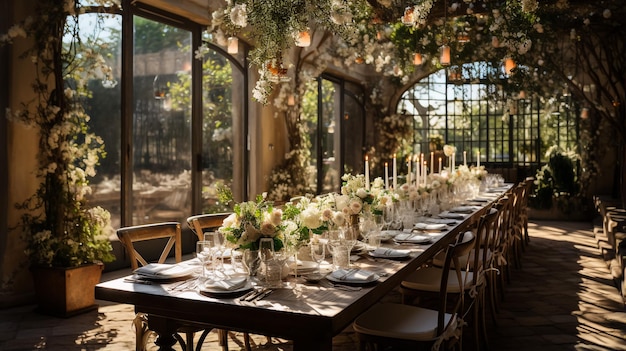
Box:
[30,263,103,317]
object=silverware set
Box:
[318,279,362,291]
[239,288,273,302]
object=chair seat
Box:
[354,303,456,341]
[401,267,475,293]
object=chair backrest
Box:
[437,231,477,333]
[470,206,499,283]
[186,213,231,241]
[117,222,182,270]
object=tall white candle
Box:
[463,151,467,166]
[384,162,389,190]
[414,155,419,185]
[407,155,412,185]
[438,157,442,173]
[477,151,480,168]
[423,161,427,186]
[451,154,455,172]
[364,155,370,190]
[392,154,397,189]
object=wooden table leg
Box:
[293,335,332,351]
[147,315,179,351]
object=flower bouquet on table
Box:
[219,192,285,251]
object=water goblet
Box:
[310,240,326,276]
[195,240,211,280]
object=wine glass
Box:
[310,240,326,277]
[342,226,358,268]
[207,232,226,278]
[195,240,211,280]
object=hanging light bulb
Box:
[504,57,516,75]
[295,29,311,47]
[413,52,423,65]
[440,45,451,66]
[227,37,239,54]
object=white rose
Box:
[356,188,368,199]
[229,4,248,27]
[301,207,322,229]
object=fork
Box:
[319,279,362,291]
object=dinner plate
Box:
[368,248,411,259]
[393,233,432,244]
[326,269,379,284]
[423,218,458,225]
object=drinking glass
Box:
[207,232,226,278]
[310,240,326,275]
[195,241,211,279]
[328,229,349,269]
[258,238,275,262]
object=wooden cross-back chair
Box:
[117,222,214,351]
[186,213,231,241]
[353,232,477,351]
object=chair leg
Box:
[218,329,229,351]
[185,332,194,351]
[195,330,211,351]
[244,332,252,351]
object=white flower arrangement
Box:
[6,0,116,268]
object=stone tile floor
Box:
[1,220,625,350]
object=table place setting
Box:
[393,233,432,244]
[437,211,468,220]
[131,263,196,281]
[368,247,411,259]
[449,205,482,213]
[413,222,448,231]
[326,268,379,285]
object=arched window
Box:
[397,62,579,177]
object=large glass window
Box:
[302,75,365,194]
[74,2,246,233]
[398,62,579,173]
[131,16,192,225]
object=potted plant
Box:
[3,0,116,316]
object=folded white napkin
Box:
[438,212,467,219]
[331,269,375,281]
[371,248,410,258]
[394,233,431,242]
[134,263,195,278]
[450,205,481,213]
[203,276,248,291]
[424,218,458,224]
[414,223,447,231]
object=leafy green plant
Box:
[532,146,581,210]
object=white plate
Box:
[414,223,447,231]
[368,248,411,259]
[326,269,379,284]
[393,233,432,244]
[424,218,458,225]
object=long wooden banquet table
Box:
[96,185,512,351]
